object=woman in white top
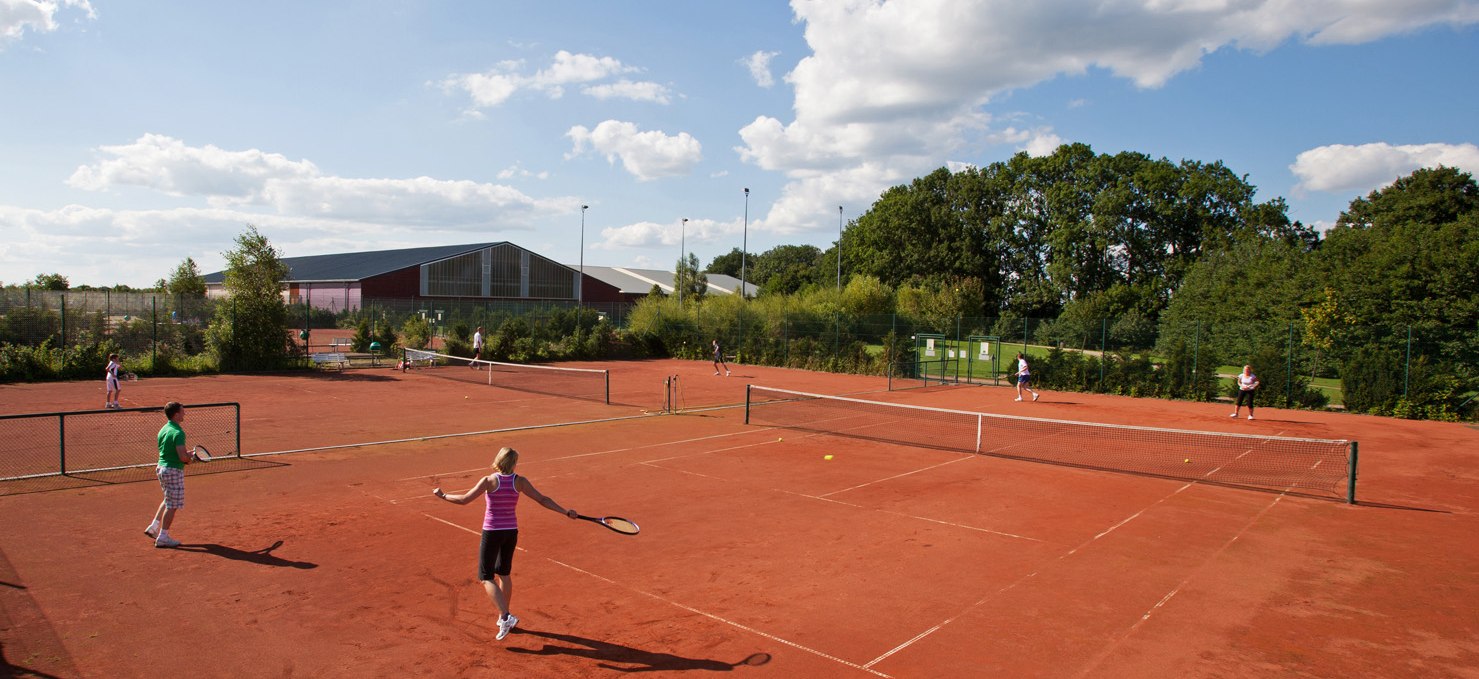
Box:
[104,353,122,409]
[1231,365,1260,420]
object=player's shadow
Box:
[175,540,318,569]
[507,628,770,672]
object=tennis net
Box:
[403,349,610,404]
[745,386,1358,502]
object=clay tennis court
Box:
[2,359,1476,677]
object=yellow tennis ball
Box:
[824,455,833,461]
[1184,458,1191,463]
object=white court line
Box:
[863,430,1295,670]
[774,491,1041,544]
[819,456,975,498]
[419,511,888,677]
[395,427,781,482]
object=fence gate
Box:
[965,335,1002,386]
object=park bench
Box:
[310,352,349,370]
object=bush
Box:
[1340,344,1401,414]
[402,315,432,350]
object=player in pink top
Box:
[433,446,578,640]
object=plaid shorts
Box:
[156,466,185,508]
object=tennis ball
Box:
[824,455,833,461]
[1184,458,1191,463]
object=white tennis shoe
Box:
[154,534,180,548]
[496,614,519,640]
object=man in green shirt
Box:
[145,402,191,548]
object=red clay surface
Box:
[1,359,1477,678]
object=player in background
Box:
[712,339,731,376]
[471,326,485,369]
[1014,352,1041,402]
[1231,364,1260,420]
[105,353,122,409]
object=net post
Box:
[235,402,242,458]
[744,384,752,425]
[58,412,66,475]
[604,370,610,405]
[1347,441,1358,504]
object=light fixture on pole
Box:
[679,217,688,305]
[742,188,749,298]
[579,204,589,306]
[837,205,844,292]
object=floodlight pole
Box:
[679,218,688,306]
[579,204,589,306]
[836,205,844,292]
[742,188,749,298]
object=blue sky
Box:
[2,0,1477,288]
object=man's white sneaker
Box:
[1247,415,1254,420]
[725,370,731,376]
[144,525,159,538]
[496,614,519,640]
[1014,397,1023,402]
[154,535,180,548]
[1032,393,1039,402]
[1229,412,1238,417]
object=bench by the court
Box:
[310,352,348,370]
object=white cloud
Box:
[743,50,781,88]
[65,134,571,227]
[1291,142,1479,194]
[567,120,702,181]
[582,79,672,104]
[597,217,741,250]
[0,0,93,47]
[67,133,318,201]
[497,164,549,180]
[440,50,668,110]
[738,0,1479,237]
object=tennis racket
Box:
[190,444,215,462]
[576,514,639,535]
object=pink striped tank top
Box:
[483,473,520,531]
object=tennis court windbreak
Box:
[403,349,610,404]
[0,403,241,481]
[745,386,1358,503]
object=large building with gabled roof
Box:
[202,241,746,311]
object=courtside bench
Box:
[310,352,349,370]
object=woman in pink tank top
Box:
[432,446,579,640]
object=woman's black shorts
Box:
[479,529,519,579]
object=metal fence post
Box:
[152,296,158,369]
[1100,317,1107,387]
[1404,325,1412,397]
[1286,321,1294,407]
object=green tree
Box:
[205,226,292,370]
[705,248,752,278]
[674,253,708,303]
[1155,235,1314,366]
[753,244,823,296]
[165,257,207,297]
[33,273,69,290]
